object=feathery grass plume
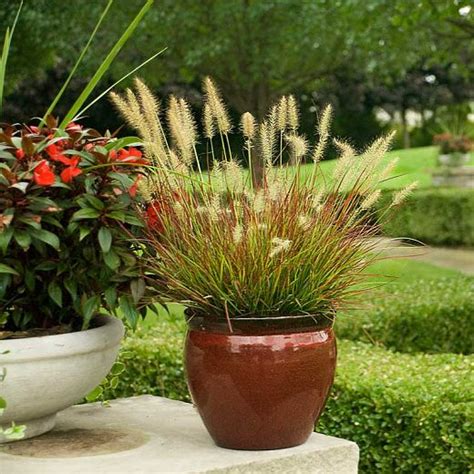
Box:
[203,76,231,134]
[232,224,243,244]
[167,95,197,167]
[361,189,382,209]
[269,237,292,258]
[277,96,288,131]
[297,214,311,231]
[207,194,221,222]
[380,157,399,181]
[391,181,418,207]
[110,90,142,132]
[241,112,256,140]
[312,104,332,164]
[222,159,245,193]
[285,134,308,164]
[252,189,266,213]
[268,104,278,131]
[310,189,325,209]
[357,131,396,189]
[203,102,215,139]
[259,121,275,167]
[332,138,356,181]
[133,78,161,141]
[287,95,299,132]
[137,177,153,202]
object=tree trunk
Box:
[401,108,411,149]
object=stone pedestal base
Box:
[432,166,474,188]
[0,395,359,473]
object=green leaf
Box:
[130,278,145,303]
[79,226,92,241]
[78,47,166,118]
[9,182,28,193]
[34,229,60,250]
[35,261,56,271]
[106,210,125,222]
[48,281,62,307]
[81,194,105,211]
[0,1,23,115]
[59,0,154,128]
[0,227,13,253]
[0,263,18,275]
[85,385,103,402]
[24,270,35,291]
[64,278,77,301]
[120,295,138,329]
[81,295,100,330]
[104,287,117,307]
[71,208,101,221]
[98,227,112,253]
[103,250,120,270]
[40,0,113,124]
[14,229,31,250]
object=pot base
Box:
[0,413,56,444]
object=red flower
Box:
[15,149,25,160]
[60,165,82,183]
[33,160,56,186]
[111,147,148,165]
[50,153,78,166]
[129,174,142,198]
[145,201,164,232]
[60,156,82,183]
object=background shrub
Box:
[336,277,474,354]
[105,321,473,473]
[377,188,474,247]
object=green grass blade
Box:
[40,0,113,125]
[59,0,153,129]
[77,47,166,118]
[0,0,23,117]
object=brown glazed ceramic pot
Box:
[184,316,337,450]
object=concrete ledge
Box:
[0,395,359,473]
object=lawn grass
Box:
[300,146,474,189]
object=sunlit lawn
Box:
[300,146,474,189]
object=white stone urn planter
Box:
[0,315,124,443]
[438,153,470,167]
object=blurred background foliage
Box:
[0,0,472,151]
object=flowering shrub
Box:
[0,117,148,333]
[433,132,473,154]
[111,78,416,327]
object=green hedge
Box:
[103,321,474,473]
[377,188,474,247]
[336,277,474,354]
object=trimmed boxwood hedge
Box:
[336,277,474,354]
[376,188,474,247]
[103,321,473,473]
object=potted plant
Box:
[433,132,473,167]
[0,0,156,442]
[112,79,416,450]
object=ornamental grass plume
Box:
[112,79,414,324]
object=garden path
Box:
[372,238,474,275]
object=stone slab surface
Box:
[0,395,359,473]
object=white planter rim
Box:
[0,315,123,363]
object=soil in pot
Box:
[184,315,337,450]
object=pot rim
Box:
[0,315,124,363]
[185,311,334,336]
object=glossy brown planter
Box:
[184,317,336,450]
